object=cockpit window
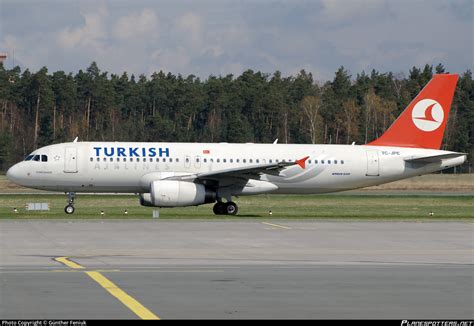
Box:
[32,155,40,161]
[41,155,48,162]
[25,155,34,161]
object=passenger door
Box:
[64,147,78,173]
[366,150,380,176]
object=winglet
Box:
[296,156,310,169]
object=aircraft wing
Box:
[404,153,466,164]
[167,156,309,182]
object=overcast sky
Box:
[0,0,472,81]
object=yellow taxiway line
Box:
[55,256,160,320]
[261,222,292,230]
[55,256,85,269]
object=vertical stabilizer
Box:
[367,74,458,149]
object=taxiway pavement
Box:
[1,220,472,319]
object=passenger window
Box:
[236,159,240,163]
[328,160,331,164]
[230,159,233,163]
[334,160,338,164]
[116,158,120,162]
[137,158,140,162]
[123,158,127,162]
[256,159,260,163]
[110,157,113,162]
[97,158,100,162]
[217,159,220,163]
[341,160,345,164]
[308,160,311,164]
[223,159,226,163]
[249,159,253,163]
[156,158,159,162]
[321,160,325,164]
[243,159,246,163]
[143,158,147,162]
[210,158,214,163]
[315,160,318,164]
[130,158,134,162]
[204,158,207,163]
[186,158,189,163]
[176,158,179,163]
[90,157,93,162]
[163,158,166,162]
[103,157,107,162]
[169,158,173,162]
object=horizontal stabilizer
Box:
[404,153,466,164]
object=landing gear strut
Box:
[64,192,76,214]
[213,201,238,216]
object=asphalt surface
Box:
[0,220,473,319]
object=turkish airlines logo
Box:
[411,99,444,132]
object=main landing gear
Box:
[64,192,76,214]
[213,201,238,215]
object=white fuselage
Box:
[6,142,466,194]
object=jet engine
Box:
[139,180,215,207]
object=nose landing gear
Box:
[64,192,76,214]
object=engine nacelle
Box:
[139,193,154,207]
[139,180,215,207]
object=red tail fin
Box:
[367,74,458,149]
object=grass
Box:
[0,193,472,220]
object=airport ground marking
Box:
[54,256,160,320]
[261,222,292,230]
[55,256,85,269]
[85,271,160,320]
[51,269,120,273]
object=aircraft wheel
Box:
[65,204,75,214]
[225,202,238,215]
[213,202,226,215]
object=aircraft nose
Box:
[6,164,22,183]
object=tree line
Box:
[0,62,472,171]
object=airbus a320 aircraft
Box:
[6,74,466,215]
